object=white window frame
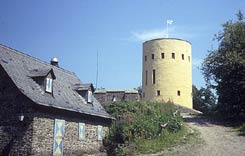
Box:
[112,96,117,102]
[87,90,93,103]
[45,78,53,93]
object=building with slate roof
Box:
[0,45,113,156]
[94,89,141,105]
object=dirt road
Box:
[163,115,245,156]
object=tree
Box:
[201,11,245,119]
[192,85,216,113]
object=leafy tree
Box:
[201,11,245,119]
[192,85,216,113]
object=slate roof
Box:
[28,68,56,79]
[0,45,112,119]
[74,83,95,92]
[95,89,139,94]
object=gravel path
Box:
[163,115,245,156]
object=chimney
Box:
[50,57,59,67]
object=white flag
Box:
[167,20,173,24]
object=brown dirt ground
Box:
[160,115,245,156]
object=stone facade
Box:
[31,108,110,156]
[0,65,110,156]
[142,38,193,108]
[94,90,140,105]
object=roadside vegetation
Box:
[192,11,245,136]
[103,101,195,156]
[237,124,245,136]
[201,11,245,121]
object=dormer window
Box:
[45,78,53,93]
[74,83,95,104]
[29,68,56,94]
[87,90,93,103]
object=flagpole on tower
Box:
[166,20,173,38]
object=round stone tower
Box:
[142,38,192,108]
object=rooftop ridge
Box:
[0,44,77,76]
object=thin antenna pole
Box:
[166,20,173,38]
[96,50,99,89]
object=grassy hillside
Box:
[104,101,188,155]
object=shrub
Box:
[104,101,183,155]
[239,123,245,135]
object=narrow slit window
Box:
[45,78,53,93]
[182,54,184,60]
[152,69,156,84]
[145,55,147,61]
[172,53,175,59]
[145,70,148,86]
[152,54,154,59]
[188,56,190,62]
[157,90,160,96]
[177,90,181,96]
[161,53,165,59]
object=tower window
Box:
[172,53,175,59]
[177,90,181,96]
[152,69,156,84]
[145,70,148,86]
[45,78,53,93]
[157,90,160,96]
[145,55,147,61]
[188,56,190,62]
[161,53,165,59]
[182,54,184,60]
[152,54,154,59]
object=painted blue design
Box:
[79,123,85,141]
[98,125,103,141]
[53,119,65,156]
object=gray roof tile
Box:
[0,45,112,119]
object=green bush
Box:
[104,101,183,155]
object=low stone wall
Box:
[94,90,140,105]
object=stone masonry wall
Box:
[31,108,110,156]
[0,66,110,156]
[124,93,140,102]
[0,65,34,156]
[94,91,140,105]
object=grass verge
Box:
[134,126,187,154]
[237,123,245,136]
[132,123,201,155]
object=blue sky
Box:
[0,0,244,89]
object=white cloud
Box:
[130,26,196,42]
[131,28,170,41]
